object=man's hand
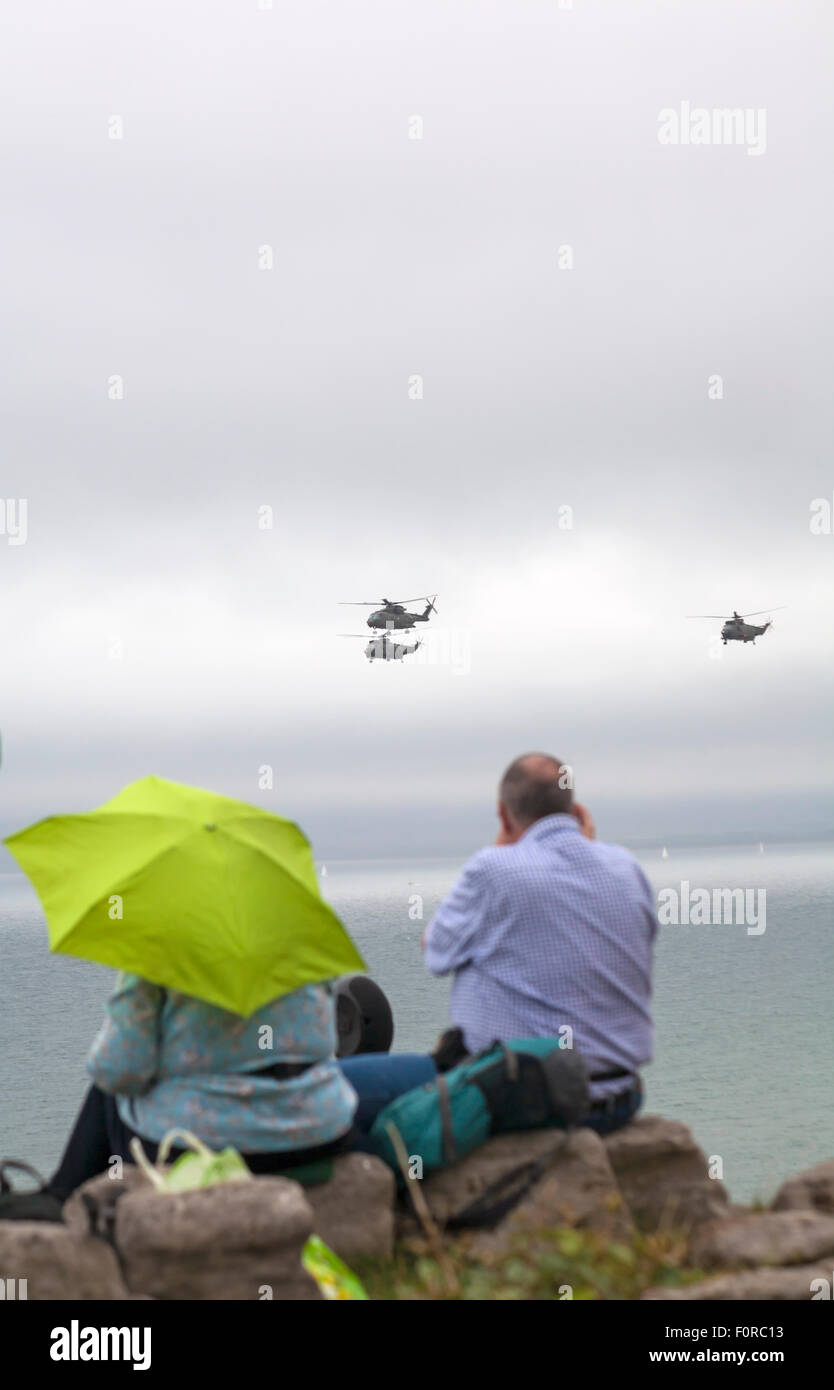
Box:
[571,802,596,840]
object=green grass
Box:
[355,1225,706,1301]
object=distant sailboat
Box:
[320,864,328,878]
[661,846,669,859]
[759,842,764,854]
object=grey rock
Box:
[772,1158,834,1217]
[114,1177,320,1300]
[604,1115,729,1231]
[63,1167,151,1236]
[642,1262,834,1300]
[691,1210,834,1269]
[304,1152,395,1260]
[0,1222,128,1299]
[421,1127,629,1237]
[471,1127,633,1255]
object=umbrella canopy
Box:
[4,776,365,1016]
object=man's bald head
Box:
[499,752,574,830]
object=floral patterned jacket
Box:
[87,972,357,1152]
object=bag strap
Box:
[436,1076,458,1165]
[436,1040,517,1163]
[0,1159,47,1194]
[156,1129,214,1166]
[501,1044,520,1083]
[128,1128,214,1191]
[447,1128,574,1231]
[128,1137,167,1191]
[482,1039,519,1081]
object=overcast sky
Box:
[0,0,832,859]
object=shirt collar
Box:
[519,813,581,844]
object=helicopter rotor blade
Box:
[338,593,438,609]
[686,606,786,619]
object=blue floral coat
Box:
[87,972,357,1152]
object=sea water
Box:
[1,841,832,1203]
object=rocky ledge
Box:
[3,1118,834,1300]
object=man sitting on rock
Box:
[341,752,656,1141]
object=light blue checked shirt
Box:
[424,815,657,1099]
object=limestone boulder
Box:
[304,1152,395,1260]
[421,1127,629,1238]
[772,1158,834,1217]
[63,1166,151,1236]
[0,1222,128,1299]
[604,1115,729,1231]
[691,1210,834,1270]
[471,1128,633,1256]
[114,1177,320,1300]
[643,1262,833,1300]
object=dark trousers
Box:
[48,1085,350,1202]
[50,1068,642,1201]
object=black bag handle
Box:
[447,1128,574,1230]
[0,1159,47,1194]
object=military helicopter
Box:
[687,607,784,645]
[338,595,438,632]
[367,633,421,663]
[339,630,422,662]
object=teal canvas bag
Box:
[368,1038,589,1179]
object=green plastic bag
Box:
[302,1235,368,1301]
[129,1130,367,1301]
[130,1129,251,1192]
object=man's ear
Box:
[498,802,513,834]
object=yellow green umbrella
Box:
[4,776,365,1016]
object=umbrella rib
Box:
[61,825,204,941]
[10,788,364,1014]
[63,819,318,939]
[217,818,321,894]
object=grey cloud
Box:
[0,0,831,857]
